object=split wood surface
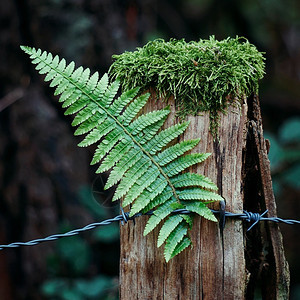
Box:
[120,92,290,299]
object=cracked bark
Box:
[119,92,290,299]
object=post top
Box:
[109,36,265,135]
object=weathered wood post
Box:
[111,38,290,299]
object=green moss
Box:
[109,36,265,136]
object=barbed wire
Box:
[0,208,299,250]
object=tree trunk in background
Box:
[0,87,90,299]
[120,92,290,299]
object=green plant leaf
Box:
[164,222,188,262]
[177,188,223,201]
[183,201,218,222]
[171,173,218,190]
[169,236,192,262]
[22,46,222,261]
[157,215,183,247]
[279,117,300,144]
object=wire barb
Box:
[0,209,299,251]
[243,210,268,231]
[120,207,129,225]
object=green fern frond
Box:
[120,93,150,125]
[90,129,124,165]
[157,215,184,247]
[164,222,188,262]
[21,46,223,262]
[171,173,218,190]
[96,139,132,173]
[168,236,192,262]
[154,139,200,166]
[182,201,218,222]
[163,153,211,177]
[177,188,223,201]
[181,214,193,228]
[104,149,143,189]
[143,196,177,235]
[145,122,190,155]
[129,176,168,215]
[142,187,174,216]
[110,87,140,115]
[129,109,169,136]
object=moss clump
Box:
[109,36,265,136]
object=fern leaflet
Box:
[21,46,223,261]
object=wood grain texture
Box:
[120,92,247,299]
[244,95,290,299]
[119,92,289,299]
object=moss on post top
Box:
[109,36,265,135]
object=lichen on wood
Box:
[109,36,265,136]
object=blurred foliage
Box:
[265,117,300,195]
[41,275,118,300]
[265,117,300,300]
[79,185,120,244]
[79,184,118,219]
[41,186,119,299]
[93,224,119,244]
[39,0,93,60]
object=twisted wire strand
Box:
[0,209,299,250]
[0,214,126,250]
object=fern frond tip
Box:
[20,45,30,51]
[21,46,36,57]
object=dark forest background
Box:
[0,0,299,299]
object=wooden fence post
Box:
[119,92,290,299]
